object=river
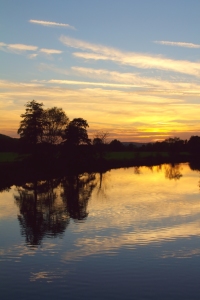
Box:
[1,163,200,299]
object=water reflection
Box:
[14,173,97,246]
[14,179,69,246]
[2,163,200,299]
[9,163,200,251]
[61,173,96,220]
[164,164,183,180]
[62,163,200,261]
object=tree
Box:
[18,100,44,147]
[188,136,200,153]
[64,118,91,146]
[109,139,124,151]
[164,137,185,153]
[18,101,69,147]
[93,131,109,145]
[93,131,109,160]
[43,107,69,144]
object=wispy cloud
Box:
[0,42,7,49]
[0,42,62,58]
[72,66,200,92]
[0,42,38,55]
[1,43,38,52]
[60,35,200,77]
[29,19,75,30]
[38,63,70,75]
[36,64,200,94]
[40,48,63,55]
[28,53,38,59]
[154,40,200,48]
[73,52,200,77]
[48,79,140,88]
[60,35,115,53]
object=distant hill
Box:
[0,134,19,152]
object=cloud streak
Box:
[28,53,38,59]
[154,40,200,48]
[0,42,62,57]
[40,48,63,54]
[0,43,38,52]
[71,66,198,90]
[29,19,75,30]
[48,79,141,88]
[60,35,200,77]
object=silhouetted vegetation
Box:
[1,100,200,173]
[0,134,19,152]
[109,139,124,151]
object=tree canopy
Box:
[18,100,44,146]
[64,118,91,146]
[18,100,69,147]
[43,107,69,144]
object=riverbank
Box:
[0,150,193,168]
[0,150,198,192]
[103,151,191,169]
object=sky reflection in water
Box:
[1,163,200,300]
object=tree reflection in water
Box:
[134,166,141,175]
[14,173,97,246]
[164,164,183,180]
[61,173,96,221]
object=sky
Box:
[1,0,200,142]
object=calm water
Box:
[1,163,200,300]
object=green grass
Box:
[106,152,135,160]
[105,151,191,161]
[105,151,170,161]
[0,152,25,162]
[180,152,190,156]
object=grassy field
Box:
[0,150,190,164]
[0,152,24,162]
[105,151,170,160]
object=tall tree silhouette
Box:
[43,107,69,145]
[18,100,44,149]
[64,118,91,146]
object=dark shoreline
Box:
[1,151,200,192]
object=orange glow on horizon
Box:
[1,79,200,142]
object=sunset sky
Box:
[1,0,200,142]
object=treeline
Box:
[16,100,104,150]
[117,136,200,154]
[1,100,200,171]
